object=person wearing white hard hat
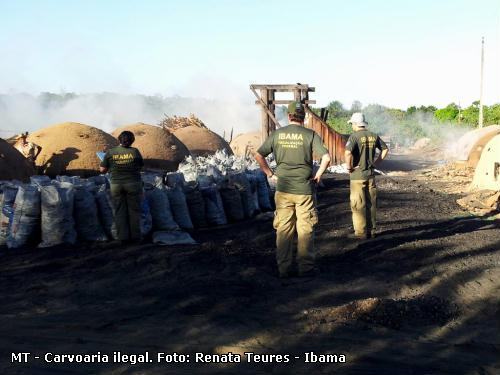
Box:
[344,112,388,239]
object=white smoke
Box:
[362,105,472,154]
[406,111,471,156]
[0,90,261,139]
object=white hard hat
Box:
[348,112,368,127]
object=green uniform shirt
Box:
[257,124,329,195]
[100,146,144,183]
[345,130,387,180]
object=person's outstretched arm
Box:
[313,153,331,183]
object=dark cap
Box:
[287,101,305,117]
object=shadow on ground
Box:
[0,175,498,375]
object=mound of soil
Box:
[230,131,261,157]
[0,138,34,181]
[27,122,118,177]
[112,123,190,172]
[161,115,232,156]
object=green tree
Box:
[327,117,351,134]
[461,102,479,125]
[387,108,405,120]
[350,100,362,113]
[326,100,346,118]
[407,106,417,115]
[484,104,500,125]
[417,105,437,113]
[434,103,459,122]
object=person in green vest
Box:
[100,131,144,243]
[344,113,388,239]
[255,101,331,278]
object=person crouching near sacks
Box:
[100,131,144,243]
[255,101,331,278]
[344,113,388,239]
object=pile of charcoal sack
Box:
[0,150,275,249]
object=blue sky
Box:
[1,0,499,109]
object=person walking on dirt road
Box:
[344,112,388,239]
[255,101,331,278]
[100,131,144,243]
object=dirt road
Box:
[0,164,498,374]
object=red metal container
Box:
[305,109,348,165]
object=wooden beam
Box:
[269,90,276,133]
[260,89,269,143]
[293,89,301,102]
[250,86,281,141]
[254,100,316,105]
[250,84,315,92]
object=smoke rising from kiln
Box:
[0,90,260,139]
[362,105,471,156]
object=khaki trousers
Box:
[273,191,318,275]
[110,181,143,241]
[350,178,377,236]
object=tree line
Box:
[315,100,499,144]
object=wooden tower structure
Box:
[250,83,348,164]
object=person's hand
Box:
[269,174,278,184]
[312,173,322,184]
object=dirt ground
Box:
[0,155,498,375]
